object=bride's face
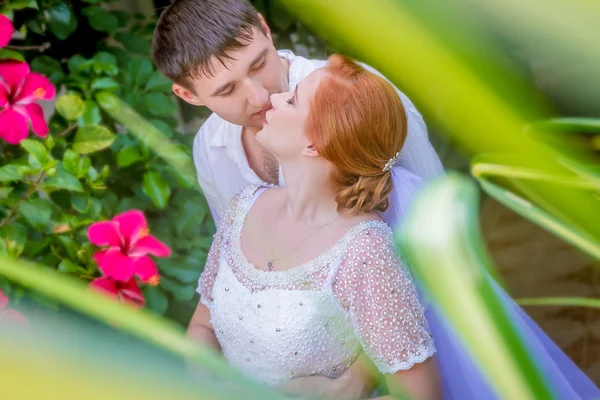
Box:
[256,69,326,161]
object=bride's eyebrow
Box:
[294,84,299,103]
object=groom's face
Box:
[173,24,288,129]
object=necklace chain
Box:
[268,207,339,271]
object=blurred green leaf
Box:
[46,3,77,39]
[1,223,27,258]
[67,55,87,75]
[142,285,169,315]
[143,93,177,117]
[110,10,130,27]
[72,125,116,154]
[115,31,150,55]
[83,6,118,35]
[20,139,48,164]
[128,58,154,88]
[56,94,85,121]
[19,198,52,230]
[145,72,172,92]
[160,256,203,284]
[91,77,119,91]
[0,49,25,62]
[71,192,91,213]
[77,100,102,126]
[0,187,14,199]
[58,259,86,274]
[117,146,143,167]
[150,120,174,138]
[0,165,23,182]
[142,171,171,209]
[31,56,64,84]
[63,149,80,176]
[160,276,195,302]
[44,164,83,192]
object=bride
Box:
[190,54,599,399]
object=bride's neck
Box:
[279,161,338,223]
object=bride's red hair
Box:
[307,54,407,214]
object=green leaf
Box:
[111,10,130,28]
[58,259,86,274]
[128,58,153,88]
[19,198,52,229]
[30,55,64,84]
[150,119,174,138]
[77,100,102,126]
[142,285,169,315]
[0,187,14,198]
[117,146,143,167]
[63,149,80,175]
[72,125,116,154]
[0,49,25,62]
[143,93,177,117]
[20,139,48,164]
[114,31,150,55]
[46,3,77,40]
[78,157,92,179]
[71,192,91,213]
[9,0,38,10]
[159,276,195,302]
[24,237,52,257]
[67,55,87,74]
[56,235,78,260]
[44,164,83,192]
[56,94,85,121]
[160,256,203,283]
[0,223,27,258]
[91,77,119,91]
[83,6,118,35]
[145,72,172,92]
[93,52,117,65]
[0,165,22,182]
[45,136,55,150]
[142,171,171,208]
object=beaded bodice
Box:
[197,184,435,386]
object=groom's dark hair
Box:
[152,0,262,89]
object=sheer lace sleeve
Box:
[333,225,435,374]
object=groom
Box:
[152,0,443,397]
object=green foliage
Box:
[0,1,212,323]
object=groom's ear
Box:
[257,13,272,41]
[302,144,320,158]
[172,83,205,106]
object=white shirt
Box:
[193,50,444,228]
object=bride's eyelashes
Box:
[286,95,294,105]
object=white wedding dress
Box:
[197,184,435,386]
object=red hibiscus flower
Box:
[88,210,170,283]
[0,60,56,144]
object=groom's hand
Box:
[275,352,378,400]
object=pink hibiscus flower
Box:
[0,289,28,325]
[88,210,170,283]
[0,15,13,48]
[0,60,56,144]
[89,276,145,308]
